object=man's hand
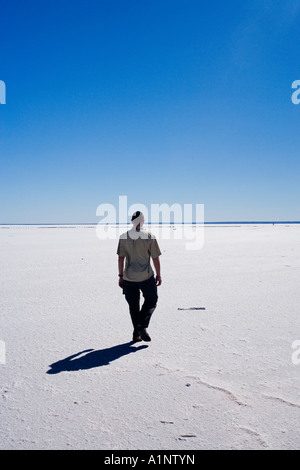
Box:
[118,256,125,289]
[153,257,162,286]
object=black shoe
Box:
[132,329,142,342]
[140,328,151,342]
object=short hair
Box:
[131,211,143,221]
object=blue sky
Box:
[0,0,300,223]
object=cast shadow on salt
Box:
[46,342,148,374]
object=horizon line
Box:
[1,221,300,226]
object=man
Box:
[117,211,162,342]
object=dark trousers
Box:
[123,276,158,329]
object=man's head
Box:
[131,211,144,231]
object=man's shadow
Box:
[47,342,148,374]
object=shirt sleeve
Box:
[150,238,161,258]
[117,239,126,257]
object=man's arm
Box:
[118,256,125,288]
[153,257,162,286]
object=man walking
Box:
[117,211,162,342]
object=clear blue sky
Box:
[1,0,300,223]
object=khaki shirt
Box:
[117,229,161,282]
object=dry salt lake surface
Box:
[0,223,299,450]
